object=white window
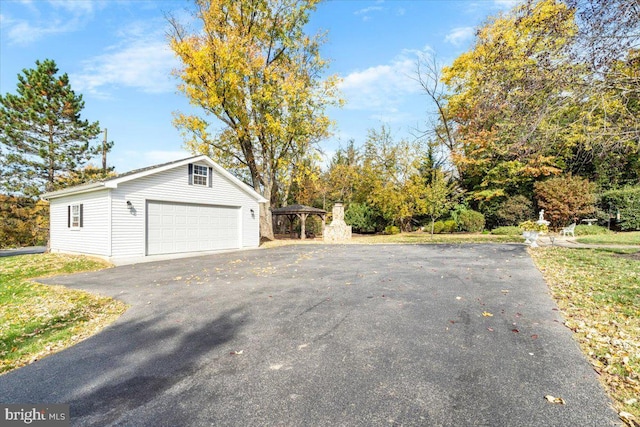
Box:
[193,165,208,186]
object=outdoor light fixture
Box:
[126,201,133,208]
[250,208,255,218]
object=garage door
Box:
[146,201,240,255]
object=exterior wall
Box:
[110,161,260,259]
[49,190,110,256]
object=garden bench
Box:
[560,223,576,237]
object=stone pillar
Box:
[323,202,352,243]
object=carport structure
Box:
[271,204,326,240]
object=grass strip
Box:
[0,254,127,374]
[530,248,640,425]
[576,231,640,246]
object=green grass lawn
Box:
[576,231,640,246]
[530,248,640,424]
[0,254,127,374]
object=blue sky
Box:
[0,0,517,173]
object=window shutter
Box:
[67,205,71,228]
[79,204,84,228]
[208,167,213,187]
[188,163,193,185]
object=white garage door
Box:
[147,201,240,255]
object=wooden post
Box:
[300,213,308,240]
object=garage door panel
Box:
[147,201,240,256]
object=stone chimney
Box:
[323,202,352,242]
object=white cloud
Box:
[49,0,97,14]
[493,0,520,9]
[71,21,179,97]
[354,6,383,15]
[444,26,475,46]
[354,5,383,21]
[339,48,427,114]
[1,0,102,45]
[2,14,80,44]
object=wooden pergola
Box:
[271,204,327,240]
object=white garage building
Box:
[42,155,266,264]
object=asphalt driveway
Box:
[0,244,620,426]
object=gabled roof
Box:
[41,155,267,202]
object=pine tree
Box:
[0,59,102,197]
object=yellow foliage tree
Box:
[360,126,432,231]
[440,0,579,199]
[168,0,342,239]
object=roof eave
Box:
[41,182,107,200]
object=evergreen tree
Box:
[0,59,102,197]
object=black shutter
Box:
[79,204,84,228]
[67,205,71,228]
[208,167,213,187]
[188,163,193,185]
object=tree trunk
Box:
[259,184,275,241]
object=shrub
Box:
[449,204,467,227]
[574,225,610,236]
[432,221,445,234]
[345,202,378,233]
[458,209,485,232]
[491,226,522,235]
[0,195,49,248]
[534,175,596,229]
[600,186,640,231]
[495,195,534,226]
[519,220,548,233]
[443,220,457,233]
[383,225,400,235]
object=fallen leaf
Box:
[482,311,493,317]
[619,411,635,424]
[230,350,244,355]
[512,329,519,333]
[531,334,539,339]
[487,327,494,332]
[501,290,510,294]
[544,395,565,404]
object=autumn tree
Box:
[534,175,596,228]
[360,126,432,231]
[439,0,580,203]
[320,140,362,207]
[422,168,456,235]
[0,194,48,248]
[0,59,103,197]
[168,0,341,240]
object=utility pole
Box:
[102,128,108,172]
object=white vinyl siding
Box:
[49,190,110,256]
[110,162,260,258]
